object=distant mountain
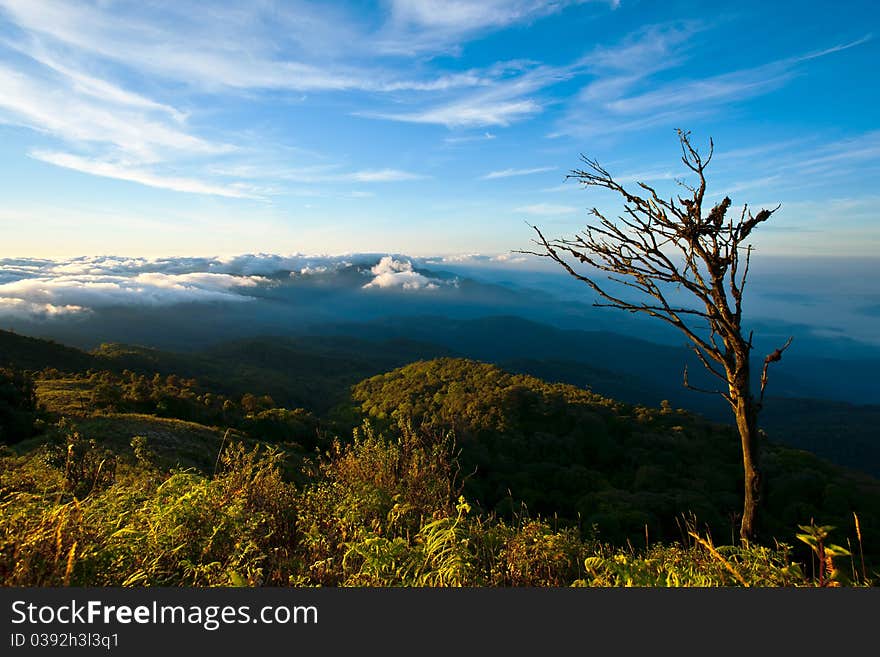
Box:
[322,316,880,476]
[2,321,878,477]
[319,314,880,404]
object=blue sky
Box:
[0,0,877,258]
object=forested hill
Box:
[2,325,878,479]
[0,329,99,371]
[2,336,879,585]
[1,328,456,414]
[351,358,880,550]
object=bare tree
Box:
[524,130,792,542]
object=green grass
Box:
[3,352,879,588]
[1,419,874,587]
[35,378,95,416]
[75,414,237,472]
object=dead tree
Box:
[524,129,792,543]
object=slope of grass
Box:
[352,358,880,566]
[35,378,94,416]
[1,424,866,587]
[74,413,236,473]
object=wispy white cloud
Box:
[375,0,614,55]
[210,163,426,185]
[713,175,785,197]
[363,61,575,128]
[0,24,248,197]
[785,131,880,173]
[0,0,873,235]
[344,169,426,182]
[585,21,701,74]
[29,151,258,198]
[0,0,548,196]
[713,138,810,163]
[365,98,542,128]
[552,22,872,138]
[0,1,359,92]
[483,166,556,179]
[1,36,187,121]
[444,131,497,144]
[386,0,569,33]
[602,64,794,116]
[796,35,873,62]
[0,0,581,94]
[709,131,880,198]
[516,203,579,215]
[0,63,226,161]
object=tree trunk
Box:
[726,344,762,544]
[734,392,761,543]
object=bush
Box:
[0,367,37,444]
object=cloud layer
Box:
[0,253,463,319]
[0,267,267,318]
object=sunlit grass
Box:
[2,419,873,587]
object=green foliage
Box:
[243,407,323,450]
[293,420,458,585]
[575,540,806,587]
[37,368,237,426]
[43,419,117,499]
[0,367,38,444]
[0,417,872,587]
[0,440,298,586]
[351,358,880,569]
[115,443,297,586]
[475,518,591,586]
[410,497,475,586]
[33,369,325,462]
[68,414,241,474]
[796,521,852,586]
[2,343,879,588]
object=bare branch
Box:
[684,364,732,403]
[759,336,794,404]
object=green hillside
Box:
[0,332,880,586]
[352,358,880,552]
[5,324,877,479]
[2,332,879,587]
[0,329,100,372]
[95,335,457,412]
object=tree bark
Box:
[733,386,761,543]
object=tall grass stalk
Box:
[854,512,866,583]
[688,531,749,587]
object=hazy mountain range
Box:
[1,252,877,477]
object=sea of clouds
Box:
[0,253,472,319]
[3,253,876,351]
